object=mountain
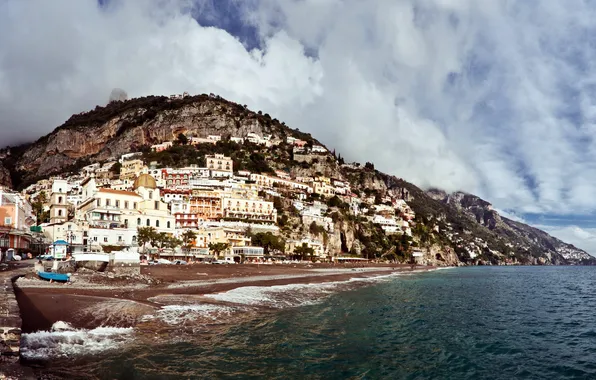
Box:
[426,190,593,263]
[1,93,593,266]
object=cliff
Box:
[2,93,593,266]
[10,94,315,188]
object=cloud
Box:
[2,0,596,218]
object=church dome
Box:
[133,174,157,189]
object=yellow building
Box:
[206,154,233,172]
[120,159,147,181]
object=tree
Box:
[31,191,49,225]
[365,161,375,170]
[251,232,285,255]
[209,242,229,258]
[181,230,197,259]
[309,221,326,237]
[137,226,156,255]
[176,133,189,145]
[293,243,315,261]
[165,236,182,251]
[153,232,169,249]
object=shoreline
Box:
[13,263,436,333]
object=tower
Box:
[49,179,69,224]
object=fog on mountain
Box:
[109,88,128,103]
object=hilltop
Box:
[1,93,593,266]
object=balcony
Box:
[89,221,127,229]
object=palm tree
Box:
[137,226,156,259]
[181,230,197,261]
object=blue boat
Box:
[37,271,71,282]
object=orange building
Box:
[0,190,36,250]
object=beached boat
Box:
[37,271,71,282]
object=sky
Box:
[2,0,596,253]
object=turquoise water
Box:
[31,267,596,379]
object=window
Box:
[156,220,160,227]
[58,196,63,203]
[115,200,120,208]
[96,199,101,207]
[124,201,129,209]
[133,202,137,209]
[103,237,108,243]
[167,221,171,228]
[106,199,111,206]
[149,191,153,200]
[58,210,63,217]
[146,219,150,226]
[4,217,11,225]
[124,219,128,227]
[137,218,141,226]
[154,201,159,210]
[93,236,98,242]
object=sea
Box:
[21,266,596,379]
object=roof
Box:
[133,174,157,189]
[98,188,141,197]
[54,240,69,245]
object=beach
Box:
[13,261,432,333]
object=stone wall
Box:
[0,275,23,359]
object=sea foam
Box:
[21,321,134,360]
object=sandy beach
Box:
[12,262,433,333]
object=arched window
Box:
[167,221,171,229]
[137,218,141,226]
[58,210,63,216]
[146,219,150,226]
[58,196,63,203]
[156,220,160,228]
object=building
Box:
[49,179,69,224]
[151,141,173,152]
[0,189,36,250]
[221,196,277,223]
[313,180,335,197]
[189,189,223,220]
[311,145,327,153]
[287,238,325,259]
[206,154,233,173]
[120,159,147,181]
[250,174,313,193]
[76,174,175,249]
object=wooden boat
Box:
[37,271,71,282]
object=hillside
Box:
[1,93,594,266]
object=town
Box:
[0,130,417,265]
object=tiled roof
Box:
[98,188,141,197]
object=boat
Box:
[37,271,71,282]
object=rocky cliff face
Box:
[10,95,311,187]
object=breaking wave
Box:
[203,272,407,308]
[21,321,134,360]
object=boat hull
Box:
[37,271,71,282]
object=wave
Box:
[143,303,241,325]
[21,321,134,360]
[203,271,409,308]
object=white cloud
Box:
[2,0,596,219]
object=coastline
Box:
[13,263,435,333]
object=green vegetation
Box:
[249,231,286,255]
[208,242,230,258]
